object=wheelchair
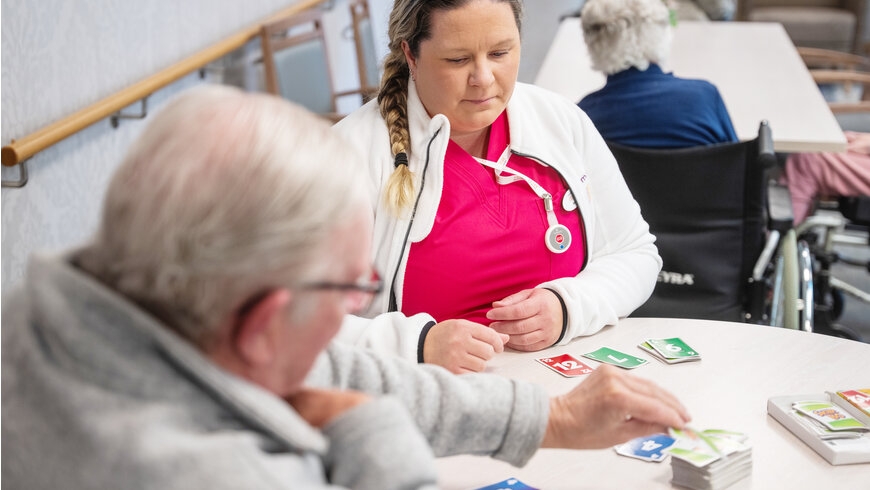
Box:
[607,121,814,330]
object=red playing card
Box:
[536,353,594,377]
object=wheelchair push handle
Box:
[757,120,776,169]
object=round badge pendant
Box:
[545,224,572,254]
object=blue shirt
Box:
[578,64,738,148]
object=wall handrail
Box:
[1,0,327,168]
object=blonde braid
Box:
[378,51,414,215]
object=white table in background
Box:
[436,317,870,489]
[534,20,847,154]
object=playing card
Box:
[536,353,594,377]
[666,427,751,467]
[792,401,869,431]
[668,428,753,489]
[836,389,870,418]
[646,337,700,360]
[474,477,539,490]
[638,341,701,365]
[582,347,648,369]
[614,433,676,462]
[792,409,865,440]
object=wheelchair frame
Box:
[796,211,869,341]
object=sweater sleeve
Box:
[322,397,438,490]
[306,342,549,467]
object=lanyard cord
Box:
[474,147,558,228]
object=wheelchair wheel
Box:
[830,287,845,320]
[815,283,845,321]
[774,229,801,330]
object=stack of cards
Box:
[638,337,701,364]
[792,400,869,437]
[768,393,870,464]
[668,428,752,490]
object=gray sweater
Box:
[2,254,549,489]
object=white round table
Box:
[436,317,870,489]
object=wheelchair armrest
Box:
[838,196,870,225]
[768,181,794,233]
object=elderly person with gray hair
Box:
[1,85,690,489]
[578,0,737,148]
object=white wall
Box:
[517,1,585,82]
[364,0,584,83]
[0,0,580,292]
[0,0,366,292]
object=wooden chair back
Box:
[260,8,342,121]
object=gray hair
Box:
[581,0,672,75]
[77,85,369,347]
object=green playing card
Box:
[582,347,648,369]
[646,337,700,359]
[793,401,869,431]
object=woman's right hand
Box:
[423,320,510,374]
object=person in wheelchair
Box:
[784,134,870,341]
[577,0,738,148]
[575,0,816,332]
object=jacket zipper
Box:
[388,128,442,312]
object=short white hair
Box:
[581,0,673,75]
[77,85,370,346]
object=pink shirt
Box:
[402,112,586,324]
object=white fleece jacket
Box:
[333,81,661,362]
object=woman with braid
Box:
[333,0,660,374]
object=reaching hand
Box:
[542,364,691,449]
[286,387,372,428]
[423,319,510,374]
[487,288,564,351]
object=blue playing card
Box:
[475,477,539,490]
[614,433,676,462]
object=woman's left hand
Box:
[486,288,563,351]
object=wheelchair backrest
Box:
[607,123,773,321]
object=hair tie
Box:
[394,152,409,168]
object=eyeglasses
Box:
[298,269,383,313]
